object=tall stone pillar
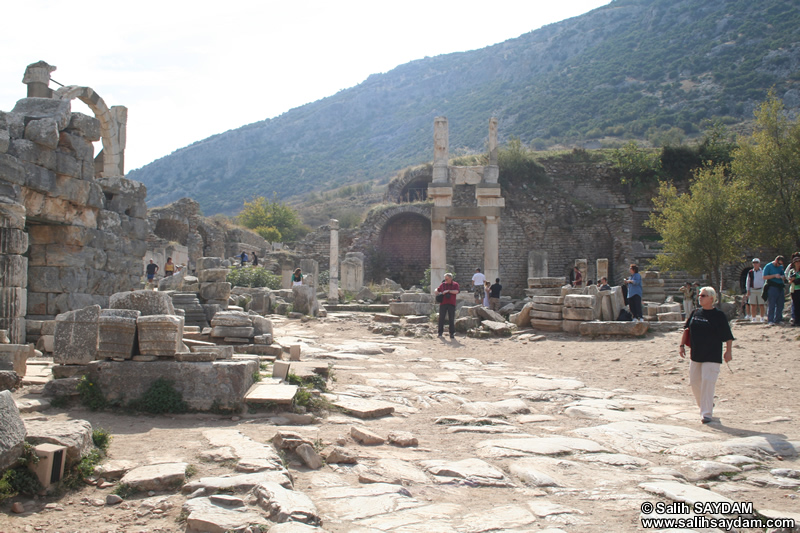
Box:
[528,251,548,278]
[430,218,447,294]
[484,216,499,283]
[596,258,609,283]
[484,117,499,184]
[433,117,449,184]
[0,198,28,343]
[328,219,339,303]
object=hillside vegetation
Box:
[128,0,800,215]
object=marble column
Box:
[596,258,609,283]
[484,216,499,283]
[484,117,499,184]
[433,117,449,184]
[328,219,339,303]
[430,218,447,294]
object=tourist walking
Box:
[787,255,800,326]
[145,259,158,285]
[679,286,734,424]
[471,268,485,305]
[483,280,491,307]
[679,282,694,317]
[240,251,249,266]
[572,266,583,288]
[489,278,503,311]
[745,258,765,322]
[164,257,175,277]
[252,252,258,267]
[292,268,303,286]
[763,255,786,325]
[436,273,460,339]
[624,264,643,322]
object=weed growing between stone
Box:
[252,371,262,383]
[77,375,107,411]
[112,483,134,499]
[92,427,112,453]
[62,449,103,490]
[129,378,188,414]
[0,467,41,502]
[48,395,69,408]
[185,464,197,478]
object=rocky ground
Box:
[5,313,800,533]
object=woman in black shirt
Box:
[678,286,734,424]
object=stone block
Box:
[529,310,562,320]
[24,118,59,149]
[600,293,615,321]
[200,282,232,302]
[196,257,224,270]
[12,98,71,130]
[658,312,683,322]
[530,302,562,313]
[331,397,395,419]
[51,364,89,379]
[527,277,566,288]
[0,318,25,345]
[53,305,100,365]
[401,301,434,317]
[658,303,681,314]
[211,326,254,338]
[561,319,583,334]
[109,290,175,316]
[120,462,187,492]
[253,481,320,525]
[509,302,533,327]
[529,318,563,332]
[476,307,504,322]
[24,418,93,466]
[35,335,54,353]
[191,345,234,360]
[198,268,229,283]
[563,294,595,308]
[579,321,650,336]
[98,315,137,360]
[455,316,480,332]
[210,311,251,328]
[88,359,257,411]
[0,370,21,392]
[174,352,216,362]
[0,228,28,254]
[531,295,564,305]
[562,307,594,321]
[0,344,33,375]
[136,315,184,356]
[0,200,26,231]
[289,345,301,361]
[66,112,101,141]
[291,285,318,316]
[0,254,27,287]
[0,390,26,471]
[400,293,433,303]
[0,287,27,318]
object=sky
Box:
[1,0,610,172]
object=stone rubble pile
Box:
[196,257,231,308]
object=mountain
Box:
[127,0,800,215]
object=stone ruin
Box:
[1,61,148,344]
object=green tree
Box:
[237,194,309,242]
[731,92,800,251]
[611,141,661,188]
[646,165,743,291]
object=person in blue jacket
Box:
[624,263,643,322]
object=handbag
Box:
[681,311,693,348]
[761,282,770,301]
[435,293,444,304]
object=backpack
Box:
[617,308,633,322]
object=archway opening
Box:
[378,213,431,288]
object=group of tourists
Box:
[239,251,259,267]
[433,267,502,339]
[744,254,800,327]
[145,257,178,284]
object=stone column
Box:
[596,258,609,283]
[328,219,339,303]
[22,61,56,98]
[430,218,447,294]
[432,117,449,184]
[484,216,500,283]
[0,199,28,344]
[484,117,499,184]
[528,251,548,278]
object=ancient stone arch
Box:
[385,165,432,203]
[54,85,126,178]
[428,117,504,291]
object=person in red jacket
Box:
[436,273,460,339]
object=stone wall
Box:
[0,62,149,341]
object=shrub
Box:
[92,428,112,453]
[227,266,282,289]
[77,375,107,411]
[130,378,188,414]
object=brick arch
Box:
[378,211,431,288]
[54,85,126,178]
[384,165,433,203]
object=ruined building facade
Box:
[0,62,148,343]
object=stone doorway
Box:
[378,213,431,288]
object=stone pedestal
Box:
[98,315,138,360]
[340,252,364,292]
[596,258,609,283]
[53,305,100,364]
[136,315,184,356]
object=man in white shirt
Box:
[471,268,486,305]
[745,258,765,322]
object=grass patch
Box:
[92,428,112,453]
[129,378,188,414]
[77,375,107,411]
[112,483,135,499]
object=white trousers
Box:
[689,361,720,419]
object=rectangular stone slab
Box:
[331,397,395,419]
[245,384,298,404]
